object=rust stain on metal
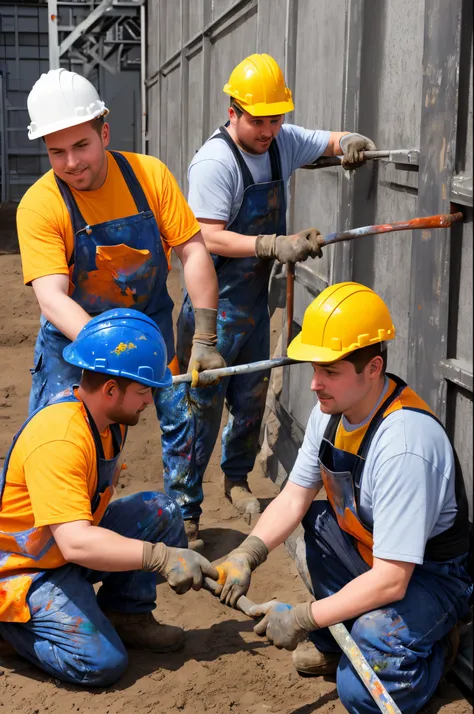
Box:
[439,136,446,172]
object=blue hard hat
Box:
[63,309,173,388]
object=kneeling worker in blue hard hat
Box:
[212,283,472,713]
[0,309,218,687]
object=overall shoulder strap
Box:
[209,126,255,189]
[54,173,87,238]
[268,138,283,181]
[110,151,151,213]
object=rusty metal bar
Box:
[321,212,464,247]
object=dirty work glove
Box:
[255,229,324,264]
[188,307,226,387]
[142,541,219,595]
[249,599,319,650]
[339,132,376,169]
[213,535,269,608]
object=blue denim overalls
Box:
[161,126,286,519]
[28,151,175,414]
[302,375,472,713]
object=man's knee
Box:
[82,643,128,687]
[140,491,186,546]
[337,610,399,710]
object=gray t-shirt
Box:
[187,124,330,225]
[289,384,458,565]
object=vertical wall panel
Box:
[145,0,473,541]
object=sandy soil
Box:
[0,254,470,714]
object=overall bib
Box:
[29,151,175,414]
[301,375,472,714]
[0,391,186,686]
[165,127,286,519]
[0,389,126,623]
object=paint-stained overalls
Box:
[302,375,472,714]
[167,126,286,518]
[28,151,176,414]
[0,391,186,686]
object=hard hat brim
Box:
[28,108,109,141]
[63,348,173,389]
[287,332,351,364]
[224,93,295,117]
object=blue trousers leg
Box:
[29,317,81,414]
[0,492,185,686]
[302,501,472,714]
[159,295,262,519]
[221,308,270,481]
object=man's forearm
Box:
[311,568,407,628]
[34,286,90,342]
[57,525,144,571]
[323,131,350,157]
[202,228,257,259]
[174,233,219,309]
[252,485,319,551]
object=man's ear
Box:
[102,121,110,146]
[369,356,384,377]
[103,378,117,398]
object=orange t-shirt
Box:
[0,394,125,622]
[16,151,200,285]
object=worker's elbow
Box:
[385,580,409,603]
[56,540,84,565]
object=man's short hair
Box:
[343,343,388,374]
[91,115,105,136]
[230,99,244,117]
[80,370,132,393]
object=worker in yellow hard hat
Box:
[212,282,472,713]
[173,54,377,544]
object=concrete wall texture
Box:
[144,0,473,519]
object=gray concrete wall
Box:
[145,1,473,537]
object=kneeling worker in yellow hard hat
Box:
[16,69,225,536]
[0,310,218,686]
[212,282,472,713]
[173,53,377,544]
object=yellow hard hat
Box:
[223,53,294,116]
[288,282,396,364]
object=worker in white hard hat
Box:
[16,70,225,541]
[171,54,376,547]
[211,282,472,713]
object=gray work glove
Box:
[188,307,226,387]
[212,535,269,607]
[255,228,324,264]
[339,132,376,169]
[249,599,319,650]
[142,541,219,595]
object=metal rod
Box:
[306,149,419,169]
[321,212,464,246]
[172,357,295,385]
[203,579,401,714]
[174,212,462,387]
[286,262,295,346]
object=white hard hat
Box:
[27,68,109,140]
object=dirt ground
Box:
[0,253,471,714]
